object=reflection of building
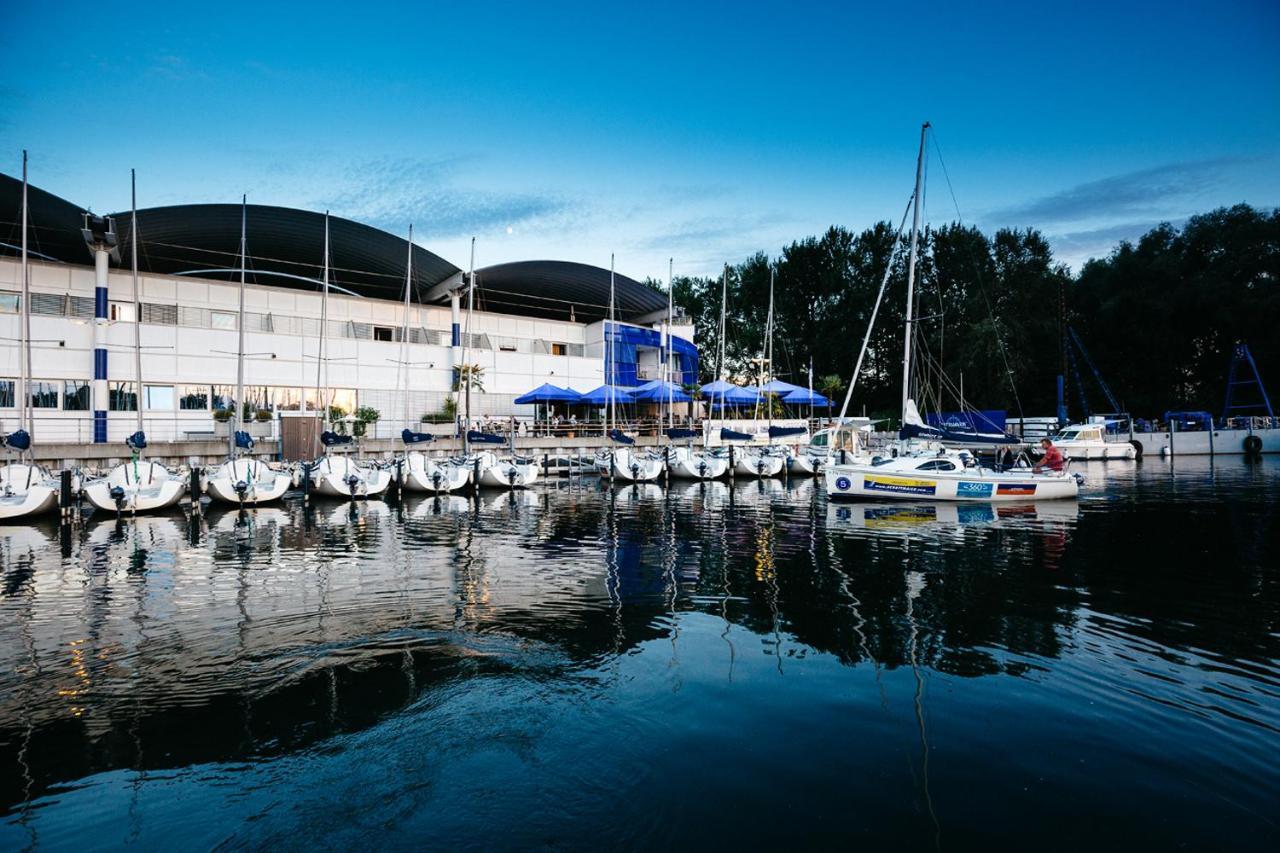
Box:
[0,175,696,443]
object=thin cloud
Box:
[989,157,1245,227]
[1047,218,1189,271]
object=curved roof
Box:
[0,173,89,265]
[472,260,665,323]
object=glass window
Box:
[178,385,209,410]
[0,292,18,313]
[373,326,394,342]
[110,302,135,322]
[212,385,235,411]
[63,380,91,411]
[275,387,303,411]
[211,311,237,330]
[0,379,14,407]
[551,343,567,356]
[109,382,137,412]
[145,385,175,410]
[30,381,58,409]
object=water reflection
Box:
[1,460,1278,849]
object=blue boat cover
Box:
[665,428,700,440]
[899,422,1020,445]
[125,431,147,451]
[467,430,506,445]
[321,430,353,446]
[401,429,434,444]
[720,428,753,442]
[768,426,807,439]
[234,430,255,450]
[608,429,635,445]
[1,429,31,451]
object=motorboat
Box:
[308,432,392,499]
[0,431,60,522]
[1052,421,1137,460]
[83,432,186,514]
[205,432,292,506]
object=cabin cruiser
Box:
[399,430,471,493]
[0,430,61,522]
[205,431,292,506]
[1052,421,1137,460]
[307,431,391,499]
[82,432,187,514]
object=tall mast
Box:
[19,151,31,441]
[712,265,728,445]
[400,224,413,431]
[900,122,929,429]
[314,212,330,446]
[231,195,248,457]
[766,266,774,433]
[461,237,475,454]
[131,169,143,437]
[608,253,616,437]
[666,257,674,433]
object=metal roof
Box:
[471,260,666,323]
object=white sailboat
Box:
[736,267,787,478]
[82,171,186,514]
[827,124,1079,503]
[206,196,292,506]
[305,212,390,499]
[1,151,60,522]
[599,254,663,483]
[395,226,471,493]
[668,265,730,480]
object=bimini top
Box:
[468,260,667,324]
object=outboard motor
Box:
[630,461,641,479]
[109,484,127,513]
[506,466,520,485]
[344,473,361,493]
[698,460,708,478]
[431,470,443,489]
[234,479,250,502]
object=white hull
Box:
[1117,426,1280,457]
[474,452,540,489]
[402,453,472,493]
[206,458,293,505]
[310,455,392,499]
[827,458,1078,502]
[785,453,819,476]
[1056,440,1136,460]
[733,450,785,478]
[666,448,729,480]
[0,463,60,522]
[598,448,664,482]
[83,461,186,514]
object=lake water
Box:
[1,458,1277,850]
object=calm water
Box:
[1,459,1277,850]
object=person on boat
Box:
[1033,438,1064,473]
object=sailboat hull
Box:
[403,454,472,493]
[786,453,819,476]
[310,456,392,499]
[206,459,292,506]
[733,452,785,478]
[83,461,186,514]
[0,463,60,521]
[666,449,729,480]
[477,461,540,488]
[826,461,1079,502]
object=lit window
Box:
[145,385,175,410]
[63,380,91,411]
[211,311,238,330]
[551,343,567,356]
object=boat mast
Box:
[399,224,413,433]
[131,170,143,439]
[313,212,330,452]
[462,236,475,455]
[666,257,674,434]
[608,253,616,439]
[712,265,728,447]
[766,266,774,436]
[19,151,31,444]
[231,195,248,458]
[900,122,929,431]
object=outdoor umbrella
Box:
[514,383,582,404]
[700,381,759,404]
[580,384,637,406]
[632,381,692,403]
[760,379,806,396]
[782,388,832,407]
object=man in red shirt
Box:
[1033,437,1065,473]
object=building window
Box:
[0,292,20,313]
[212,385,235,411]
[0,379,14,407]
[373,326,394,342]
[110,302,136,322]
[63,380,91,411]
[30,381,59,409]
[109,382,137,411]
[275,387,304,411]
[145,385,175,410]
[179,385,209,410]
[551,343,567,356]
[211,311,237,330]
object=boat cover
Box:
[401,429,434,444]
[467,431,506,445]
[1,429,31,451]
[608,429,635,445]
[320,430,353,446]
[125,431,147,451]
[235,430,255,450]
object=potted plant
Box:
[249,408,274,436]
[353,406,380,438]
[212,407,233,436]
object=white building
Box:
[0,175,697,446]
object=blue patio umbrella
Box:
[700,381,759,404]
[760,379,807,396]
[783,388,832,407]
[514,382,581,404]
[580,384,636,406]
[632,381,691,403]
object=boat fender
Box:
[1129,439,1144,459]
[1244,435,1262,455]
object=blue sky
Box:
[3,0,1277,280]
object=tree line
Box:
[653,203,1279,423]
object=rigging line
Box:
[930,131,1025,419]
